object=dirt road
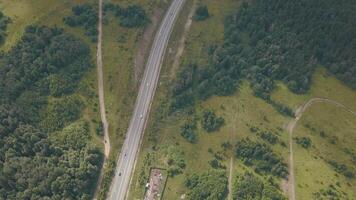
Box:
[93,0,110,199]
[286,97,356,200]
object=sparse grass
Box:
[293,99,356,199]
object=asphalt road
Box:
[108,0,185,199]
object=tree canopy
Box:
[0,25,102,199]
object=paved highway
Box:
[108,0,186,199]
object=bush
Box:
[295,137,312,148]
[194,5,210,21]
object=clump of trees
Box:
[295,137,312,149]
[201,109,224,132]
[233,172,286,200]
[0,25,101,199]
[0,11,10,44]
[235,138,288,178]
[184,170,228,200]
[249,125,281,145]
[64,4,98,42]
[180,117,198,143]
[104,3,149,28]
[194,5,210,21]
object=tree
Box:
[194,5,210,21]
[201,109,224,132]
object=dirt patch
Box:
[134,9,164,86]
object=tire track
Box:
[286,97,356,200]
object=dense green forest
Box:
[0,26,102,199]
[171,0,356,109]
[0,11,10,44]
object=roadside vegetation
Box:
[130,0,356,199]
[96,0,167,199]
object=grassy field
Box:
[129,0,356,199]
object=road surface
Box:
[286,97,356,200]
[108,0,186,199]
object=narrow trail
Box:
[93,0,110,199]
[286,97,356,200]
[228,157,234,200]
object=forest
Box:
[171,0,356,110]
[0,26,102,199]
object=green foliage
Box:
[295,136,312,149]
[194,5,210,21]
[64,4,98,42]
[0,11,11,44]
[201,109,224,132]
[235,138,288,178]
[233,172,286,200]
[0,25,99,199]
[184,170,228,200]
[208,158,225,169]
[269,100,294,117]
[249,125,280,145]
[164,146,186,177]
[327,160,354,179]
[313,184,345,200]
[180,117,198,143]
[104,3,149,28]
[41,95,84,132]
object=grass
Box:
[129,0,356,199]
[292,99,356,199]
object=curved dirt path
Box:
[286,97,356,200]
[93,0,110,199]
